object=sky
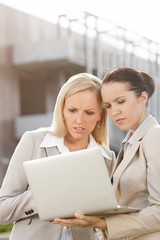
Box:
[0,0,160,43]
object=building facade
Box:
[0,4,160,185]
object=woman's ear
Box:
[140,91,148,103]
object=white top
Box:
[40,133,111,160]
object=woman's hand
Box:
[53,213,107,229]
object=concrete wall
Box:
[0,4,85,185]
[0,4,62,184]
[0,3,160,186]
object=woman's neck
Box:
[64,134,89,152]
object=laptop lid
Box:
[23,147,140,221]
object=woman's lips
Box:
[116,118,126,125]
[73,127,85,133]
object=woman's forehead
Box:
[101,82,129,93]
[101,82,133,101]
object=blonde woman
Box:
[0,73,114,240]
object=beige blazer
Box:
[105,115,160,240]
[0,128,114,240]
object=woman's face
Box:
[63,89,101,141]
[101,82,148,132]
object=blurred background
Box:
[0,0,160,187]
[0,1,160,237]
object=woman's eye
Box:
[68,108,76,113]
[118,100,125,104]
[86,111,94,115]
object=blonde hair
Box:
[51,73,109,146]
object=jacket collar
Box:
[123,114,158,145]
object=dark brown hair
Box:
[102,67,155,99]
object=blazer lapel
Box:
[113,141,140,192]
[112,115,158,192]
[44,147,60,157]
[111,146,124,178]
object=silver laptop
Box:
[23,147,141,221]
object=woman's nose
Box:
[75,114,83,123]
[111,106,120,115]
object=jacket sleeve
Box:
[105,126,160,239]
[0,131,38,224]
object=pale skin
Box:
[53,82,149,229]
[101,82,148,132]
[63,89,102,151]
